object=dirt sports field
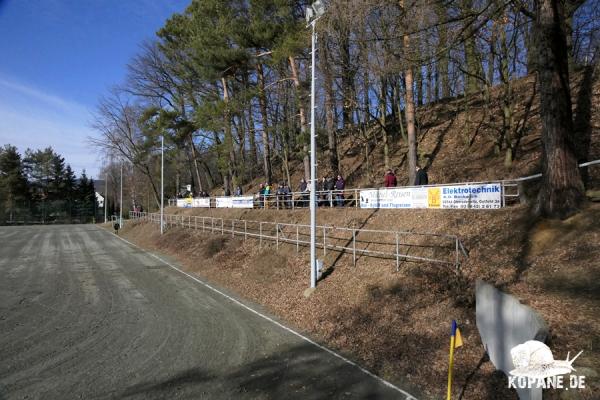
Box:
[0,224,416,400]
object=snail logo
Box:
[508,340,586,390]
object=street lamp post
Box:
[306,0,325,289]
[119,163,123,228]
[104,173,108,224]
[160,135,164,235]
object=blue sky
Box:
[0,0,189,178]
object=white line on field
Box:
[105,228,418,400]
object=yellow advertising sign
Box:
[428,188,441,208]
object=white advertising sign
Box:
[192,198,211,208]
[216,196,254,208]
[215,197,232,208]
[360,187,428,209]
[360,183,502,209]
[176,198,192,208]
[438,184,502,209]
[231,196,254,208]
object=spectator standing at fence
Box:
[335,174,345,207]
[256,183,265,208]
[325,176,335,207]
[318,177,325,206]
[277,182,290,209]
[283,182,292,208]
[234,185,242,196]
[415,165,429,186]
[299,178,308,207]
[264,182,272,208]
[276,182,285,209]
[384,169,397,187]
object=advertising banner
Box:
[360,187,428,209]
[439,184,502,209]
[176,198,192,208]
[231,196,254,208]
[215,197,232,208]
[192,198,211,208]
[216,196,254,208]
[360,183,502,209]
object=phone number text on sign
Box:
[440,184,502,209]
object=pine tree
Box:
[534,0,585,218]
[48,154,66,201]
[0,145,29,221]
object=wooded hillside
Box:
[90,0,599,217]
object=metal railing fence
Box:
[129,211,468,270]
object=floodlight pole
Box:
[160,135,164,235]
[119,163,123,228]
[309,18,318,289]
[104,173,108,224]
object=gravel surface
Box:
[0,225,416,400]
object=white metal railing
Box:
[129,211,468,270]
[166,160,598,209]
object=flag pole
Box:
[446,320,456,400]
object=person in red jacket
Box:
[384,169,397,187]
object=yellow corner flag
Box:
[447,320,464,400]
[454,324,463,348]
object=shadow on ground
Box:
[117,342,417,400]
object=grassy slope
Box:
[122,71,600,400]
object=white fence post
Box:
[353,229,356,267]
[323,226,327,256]
[395,232,400,272]
[455,237,459,269]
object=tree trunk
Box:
[188,135,204,193]
[221,77,235,192]
[426,61,434,104]
[461,0,482,95]
[340,30,354,128]
[500,20,515,167]
[256,63,273,184]
[534,0,584,218]
[246,106,259,171]
[488,19,497,86]
[402,0,418,184]
[289,56,311,181]
[415,66,423,106]
[243,72,259,169]
[380,78,390,169]
[435,3,451,99]
[322,41,340,174]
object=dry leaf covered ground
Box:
[114,203,599,400]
